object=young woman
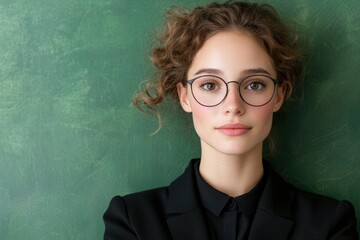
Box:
[103,1,358,239]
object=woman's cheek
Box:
[190,103,216,133]
[192,105,209,125]
[251,105,275,134]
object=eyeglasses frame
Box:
[186,74,283,107]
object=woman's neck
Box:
[199,144,264,197]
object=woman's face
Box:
[177,30,285,158]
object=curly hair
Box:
[133,1,304,126]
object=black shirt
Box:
[194,161,267,240]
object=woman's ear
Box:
[273,84,286,112]
[177,82,192,112]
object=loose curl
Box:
[133,1,304,134]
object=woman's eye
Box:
[200,82,217,91]
[246,82,265,90]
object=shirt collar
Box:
[194,160,267,217]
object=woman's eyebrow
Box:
[194,68,223,76]
[193,67,273,77]
[241,68,272,76]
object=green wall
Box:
[0,0,358,239]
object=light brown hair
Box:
[133,1,304,147]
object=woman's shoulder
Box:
[265,161,355,213]
[125,186,169,199]
[291,185,352,208]
[103,187,173,239]
[289,184,357,223]
[108,186,170,212]
[264,165,358,238]
[296,189,358,238]
[280,180,358,238]
[271,167,356,218]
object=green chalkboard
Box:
[0,0,359,239]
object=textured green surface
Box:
[0,0,359,239]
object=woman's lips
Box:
[216,123,252,136]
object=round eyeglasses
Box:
[186,74,283,107]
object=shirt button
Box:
[227,199,237,210]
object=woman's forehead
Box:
[188,30,276,78]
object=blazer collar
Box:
[165,159,214,240]
[165,159,295,240]
[249,162,294,240]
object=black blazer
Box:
[103,159,358,240]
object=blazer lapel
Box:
[249,162,294,240]
[249,209,293,240]
[165,159,214,240]
[167,209,212,240]
[165,160,295,240]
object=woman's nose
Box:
[223,83,245,115]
